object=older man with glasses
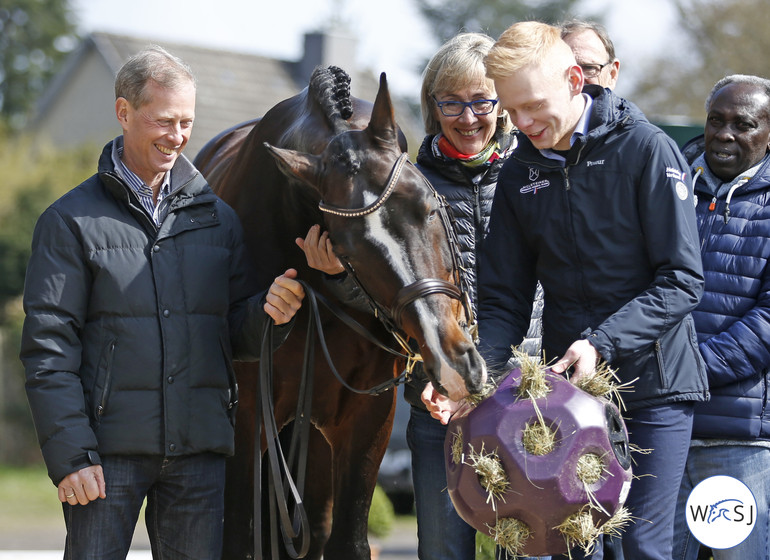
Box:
[561,19,621,91]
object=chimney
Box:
[298,30,358,82]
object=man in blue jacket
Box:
[423,22,708,560]
[673,74,770,560]
[20,46,305,559]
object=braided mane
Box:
[308,65,354,133]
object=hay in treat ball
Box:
[573,359,636,413]
[514,350,551,400]
[555,508,601,555]
[521,416,558,456]
[488,517,533,557]
[600,506,633,539]
[450,427,464,465]
[467,443,510,506]
[576,453,606,485]
[573,360,617,399]
[444,362,634,557]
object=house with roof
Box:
[30,30,422,159]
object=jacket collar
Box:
[97,139,215,208]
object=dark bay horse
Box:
[194,66,486,559]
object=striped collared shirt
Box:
[111,139,173,226]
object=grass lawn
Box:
[0,463,64,549]
[0,464,61,528]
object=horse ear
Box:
[263,142,322,192]
[366,73,400,147]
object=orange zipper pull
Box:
[708,196,716,211]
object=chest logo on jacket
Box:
[520,167,550,194]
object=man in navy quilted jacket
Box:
[20,46,304,559]
[673,74,770,560]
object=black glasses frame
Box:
[433,96,499,117]
[579,60,612,78]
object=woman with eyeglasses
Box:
[404,32,517,560]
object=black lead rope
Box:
[256,318,310,560]
[253,281,416,559]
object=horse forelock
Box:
[309,65,354,134]
[330,135,362,177]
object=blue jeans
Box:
[408,406,476,560]
[673,444,770,560]
[63,453,226,559]
[608,402,694,560]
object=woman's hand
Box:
[296,225,345,275]
[421,382,470,425]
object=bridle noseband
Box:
[318,152,476,362]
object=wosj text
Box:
[689,499,754,526]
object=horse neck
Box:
[222,136,323,286]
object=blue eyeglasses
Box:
[433,96,499,117]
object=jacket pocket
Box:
[92,338,117,428]
[219,335,239,426]
[654,339,667,389]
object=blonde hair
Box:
[485,21,568,81]
[421,32,511,135]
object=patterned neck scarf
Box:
[433,134,503,168]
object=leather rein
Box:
[255,151,475,559]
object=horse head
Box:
[264,73,487,401]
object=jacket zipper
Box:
[654,340,666,387]
[97,340,117,417]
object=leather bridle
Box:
[319,152,476,354]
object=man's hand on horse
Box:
[264,268,305,324]
[550,338,600,385]
[296,224,345,275]
[421,382,471,425]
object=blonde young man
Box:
[423,21,708,560]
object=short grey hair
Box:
[705,74,770,112]
[559,18,616,61]
[115,45,196,108]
